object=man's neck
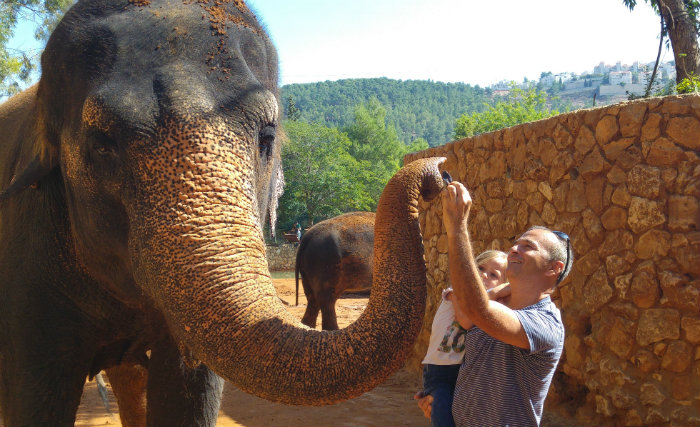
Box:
[509,279,552,310]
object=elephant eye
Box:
[258,124,276,159]
[89,129,119,158]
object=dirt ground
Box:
[73,276,429,427]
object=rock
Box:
[633,349,659,373]
[634,229,671,259]
[614,273,633,299]
[640,382,666,406]
[606,165,627,184]
[595,115,619,145]
[566,180,587,212]
[659,271,700,312]
[574,124,596,155]
[644,137,686,166]
[585,176,605,214]
[666,116,700,150]
[630,271,660,308]
[601,206,628,230]
[611,184,631,207]
[671,375,692,400]
[606,254,631,277]
[661,340,692,373]
[627,165,661,198]
[640,112,662,141]
[580,147,610,180]
[609,387,635,409]
[636,308,681,346]
[627,197,666,234]
[681,316,700,344]
[619,101,647,137]
[603,137,635,161]
[668,195,700,232]
[583,266,613,312]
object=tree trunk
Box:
[658,0,700,83]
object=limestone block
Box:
[671,374,692,400]
[630,271,660,308]
[541,202,556,225]
[552,122,574,150]
[538,181,552,201]
[619,101,647,137]
[611,185,631,207]
[659,270,699,312]
[681,317,700,344]
[606,254,631,277]
[644,137,687,166]
[609,387,635,409]
[661,340,692,373]
[580,147,610,180]
[598,229,634,259]
[577,250,601,276]
[627,197,666,234]
[526,190,545,213]
[595,395,614,417]
[670,240,700,275]
[574,124,596,155]
[566,180,587,213]
[640,382,666,406]
[645,408,669,424]
[614,273,633,299]
[674,161,700,196]
[634,229,671,259]
[585,176,605,214]
[609,301,639,320]
[603,137,635,162]
[636,308,681,346]
[437,253,449,273]
[661,167,678,187]
[549,154,573,186]
[605,317,636,359]
[582,208,605,244]
[606,164,627,184]
[627,165,661,198]
[641,112,662,141]
[484,198,503,213]
[436,234,448,254]
[601,206,628,230]
[668,195,700,232]
[596,115,619,145]
[633,349,659,373]
[583,266,613,312]
[623,409,643,427]
[616,146,643,170]
[666,116,700,150]
[670,406,700,427]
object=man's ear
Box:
[547,260,565,280]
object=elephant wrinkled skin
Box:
[296,211,375,330]
[0,0,447,425]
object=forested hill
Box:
[280,78,492,147]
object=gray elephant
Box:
[0,0,448,425]
[295,211,375,330]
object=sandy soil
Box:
[73,277,429,427]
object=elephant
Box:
[295,211,375,330]
[0,0,448,425]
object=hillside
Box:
[280,78,492,147]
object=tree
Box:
[285,95,301,121]
[1,0,73,97]
[343,97,410,209]
[454,84,559,139]
[623,0,700,84]
[277,120,371,231]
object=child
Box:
[418,250,509,427]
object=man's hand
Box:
[441,182,472,234]
[413,390,433,419]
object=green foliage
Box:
[1,0,73,97]
[281,78,491,147]
[454,84,559,138]
[277,120,371,232]
[676,73,700,93]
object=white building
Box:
[609,71,633,85]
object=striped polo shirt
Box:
[451,296,564,427]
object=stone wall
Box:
[403,94,699,426]
[266,244,297,271]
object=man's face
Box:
[506,229,556,284]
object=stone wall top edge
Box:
[405,94,700,162]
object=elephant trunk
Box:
[135,157,446,405]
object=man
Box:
[417,180,572,427]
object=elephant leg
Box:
[106,364,148,427]
[300,285,320,328]
[318,289,339,331]
[146,334,224,427]
[0,331,88,426]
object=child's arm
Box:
[487,283,511,305]
[450,291,475,330]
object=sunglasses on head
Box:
[552,230,570,284]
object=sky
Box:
[9,0,668,88]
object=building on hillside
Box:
[609,71,633,85]
[593,62,607,75]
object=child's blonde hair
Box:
[475,249,507,267]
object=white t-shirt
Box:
[422,288,469,365]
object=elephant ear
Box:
[0,93,59,204]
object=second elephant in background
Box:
[295,212,375,330]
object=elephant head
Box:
[6,0,447,405]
